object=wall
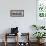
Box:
[0,0,36,42]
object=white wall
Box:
[0,0,36,42]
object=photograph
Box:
[10,10,24,17]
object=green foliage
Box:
[32,25,39,30]
[39,13,44,17]
[40,26,45,29]
[38,4,46,17]
[32,25,45,30]
[33,32,46,39]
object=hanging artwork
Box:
[10,10,24,17]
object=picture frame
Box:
[10,10,24,17]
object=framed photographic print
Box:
[10,10,24,17]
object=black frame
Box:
[10,10,24,17]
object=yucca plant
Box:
[32,25,39,30]
[33,32,46,40]
[33,32,46,43]
[32,25,45,30]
